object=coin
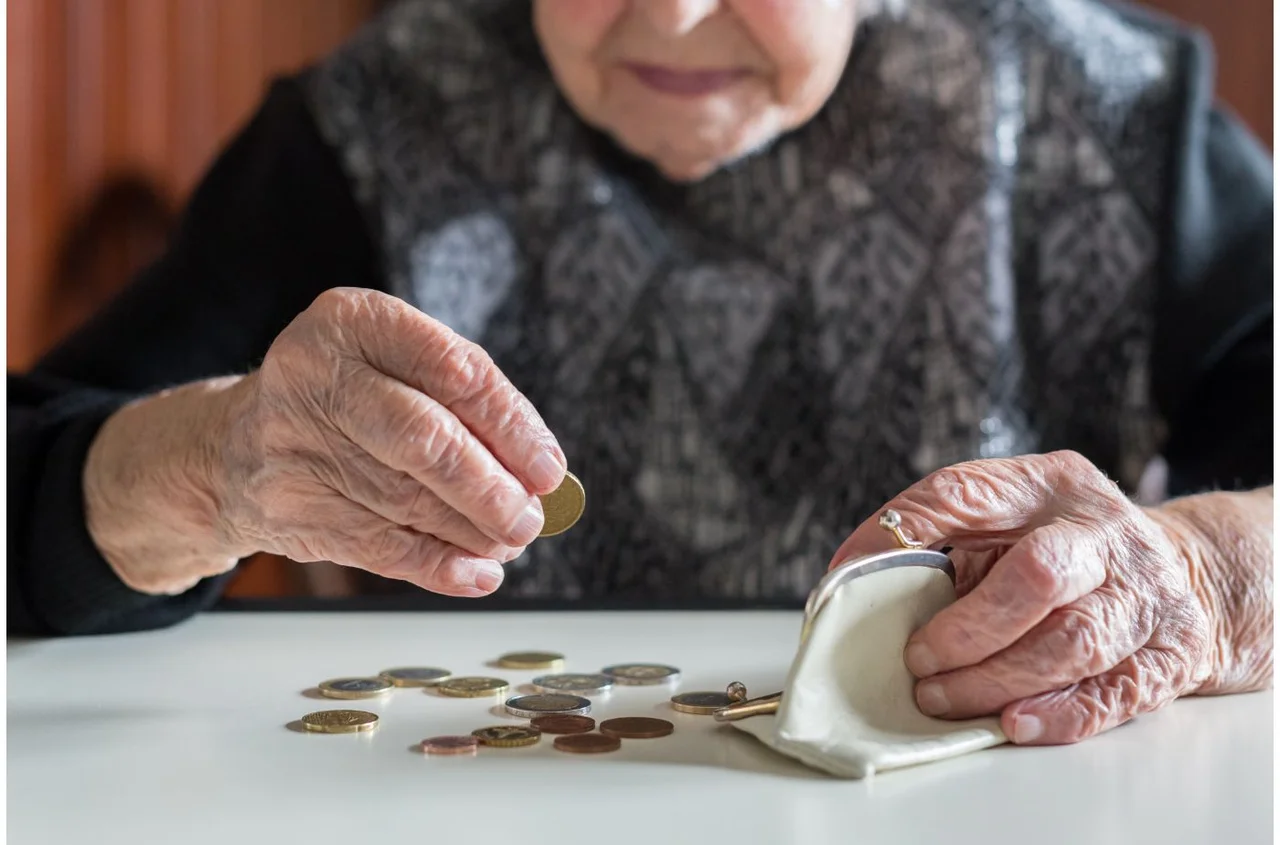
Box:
[496,651,565,670]
[420,736,479,756]
[379,667,452,687]
[530,715,596,734]
[301,710,379,733]
[599,717,674,739]
[436,677,510,698]
[553,733,621,754]
[531,673,615,696]
[318,677,394,699]
[503,694,591,719]
[671,692,736,715]
[471,725,542,748]
[601,664,681,685]
[538,471,585,537]
[726,681,748,702]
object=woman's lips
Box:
[623,63,752,97]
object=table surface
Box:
[8,611,1273,845]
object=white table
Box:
[8,611,1273,845]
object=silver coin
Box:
[503,694,592,719]
[318,677,394,699]
[601,664,682,686]
[531,673,616,696]
[378,667,452,687]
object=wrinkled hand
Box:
[829,451,1213,746]
[218,288,566,596]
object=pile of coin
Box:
[299,650,748,759]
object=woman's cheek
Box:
[534,0,626,53]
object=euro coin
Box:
[531,673,615,696]
[379,667,452,687]
[437,677,510,698]
[318,677,394,699]
[301,709,379,733]
[530,715,596,734]
[471,725,541,748]
[671,692,736,715]
[538,471,585,537]
[599,717,674,739]
[601,664,681,686]
[496,651,565,670]
[553,733,621,754]
[503,694,591,719]
[420,736,479,756]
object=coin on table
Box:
[420,736,479,756]
[601,664,681,686]
[531,673,615,696]
[530,715,596,734]
[436,677,510,698]
[318,677,394,699]
[496,651,565,670]
[301,709,379,734]
[471,725,542,748]
[538,471,585,537]
[670,692,737,715]
[379,667,452,687]
[504,694,591,719]
[599,717,675,739]
[553,733,621,754]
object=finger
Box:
[280,493,507,598]
[1000,644,1192,745]
[827,451,1114,569]
[309,441,524,562]
[913,588,1150,718]
[331,289,566,494]
[329,364,546,548]
[904,522,1108,677]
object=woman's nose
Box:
[637,0,722,37]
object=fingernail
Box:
[904,642,940,677]
[473,561,504,594]
[1012,714,1043,744]
[511,500,544,545]
[527,451,564,492]
[917,682,950,716]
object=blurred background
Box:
[7,0,1273,599]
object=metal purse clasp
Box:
[713,510,953,722]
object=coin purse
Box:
[723,543,1007,779]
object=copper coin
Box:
[420,736,480,756]
[598,717,674,739]
[530,715,596,734]
[553,733,622,754]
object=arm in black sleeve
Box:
[8,77,382,636]
[1152,32,1273,497]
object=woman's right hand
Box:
[85,288,566,597]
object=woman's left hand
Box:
[829,450,1214,746]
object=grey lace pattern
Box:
[305,0,1180,601]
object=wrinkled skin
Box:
[829,451,1235,746]
[219,288,570,595]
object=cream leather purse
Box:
[717,513,1008,779]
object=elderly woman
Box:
[9,0,1272,747]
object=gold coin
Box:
[497,651,565,670]
[317,677,394,699]
[471,725,542,748]
[538,471,585,537]
[436,677,510,698]
[301,710,379,734]
[670,692,736,715]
